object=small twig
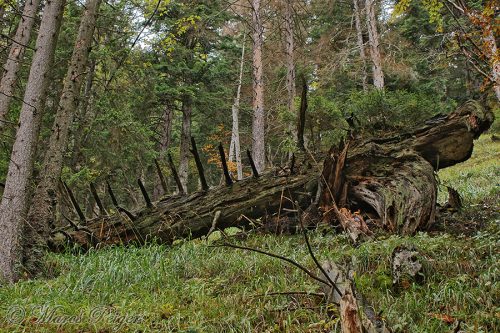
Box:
[253,291,326,299]
[216,242,331,286]
[298,204,343,297]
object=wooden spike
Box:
[167,153,185,194]
[63,181,86,223]
[120,208,137,221]
[90,182,106,216]
[154,159,168,193]
[190,136,209,191]
[138,178,153,208]
[106,179,119,207]
[106,179,136,220]
[290,153,296,174]
[247,149,259,178]
[218,143,233,186]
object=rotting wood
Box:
[51,165,318,250]
[50,101,494,249]
[319,100,493,235]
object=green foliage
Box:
[344,89,454,135]
[394,0,444,31]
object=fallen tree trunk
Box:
[50,166,319,250]
[50,101,494,250]
[320,101,494,236]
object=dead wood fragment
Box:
[446,186,463,211]
[391,245,424,286]
[319,261,391,333]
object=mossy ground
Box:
[0,135,498,333]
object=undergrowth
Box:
[0,131,498,333]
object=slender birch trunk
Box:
[179,95,192,192]
[284,0,296,141]
[251,0,265,173]
[365,0,384,89]
[353,0,368,91]
[0,0,42,131]
[229,34,245,180]
[0,0,66,284]
[24,0,101,276]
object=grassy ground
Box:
[0,136,498,333]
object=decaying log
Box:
[50,101,493,249]
[320,101,494,235]
[50,165,319,250]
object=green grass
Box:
[437,134,500,205]
[0,133,498,333]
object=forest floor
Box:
[0,134,498,333]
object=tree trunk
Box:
[153,104,174,198]
[51,167,318,250]
[251,0,265,173]
[0,0,66,284]
[229,33,245,180]
[284,0,296,141]
[353,0,368,91]
[70,58,96,170]
[179,95,192,192]
[0,0,41,131]
[50,101,493,251]
[24,0,101,277]
[297,77,307,151]
[365,0,384,89]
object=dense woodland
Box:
[0,0,498,331]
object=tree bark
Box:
[251,0,265,173]
[297,77,307,151]
[284,0,296,141]
[0,0,66,284]
[179,95,192,192]
[70,58,96,170]
[229,33,245,180]
[24,0,101,277]
[0,0,41,131]
[353,0,368,91]
[365,0,384,89]
[49,101,493,251]
[153,104,174,198]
